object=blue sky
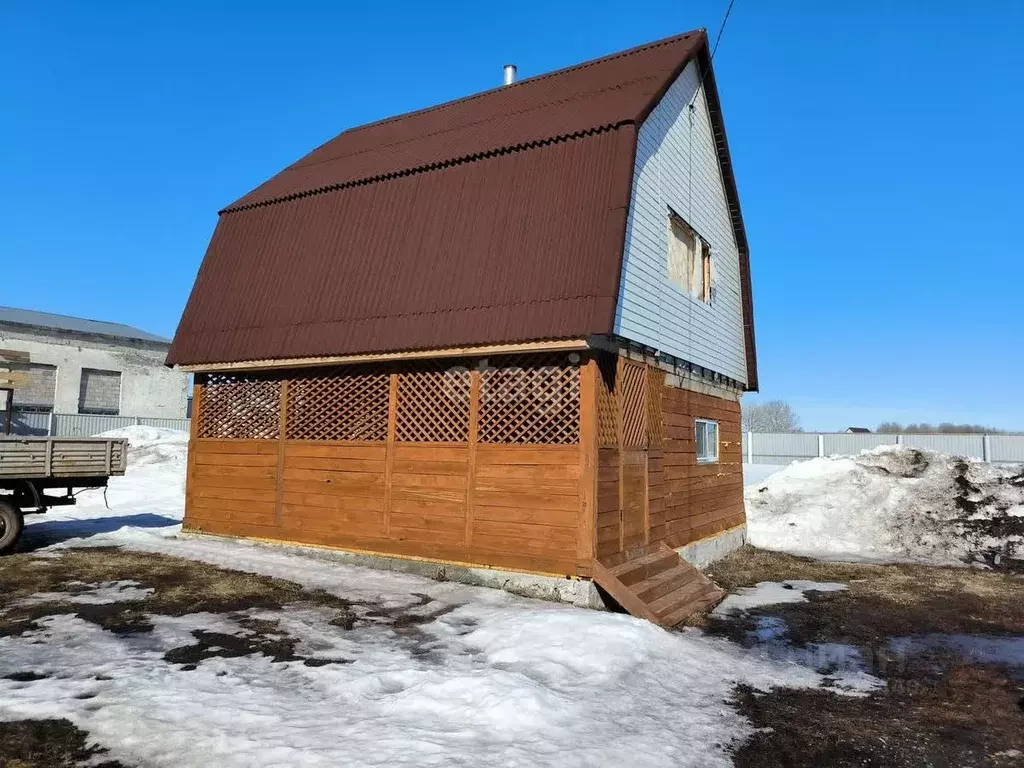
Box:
[2,1,1022,431]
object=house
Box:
[0,307,188,427]
[168,29,757,621]
[845,427,871,434]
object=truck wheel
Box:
[0,501,23,555]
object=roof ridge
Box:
[222,122,632,213]
[304,29,704,147]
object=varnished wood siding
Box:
[184,440,582,576]
[656,387,744,547]
[593,367,744,561]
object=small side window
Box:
[695,419,719,463]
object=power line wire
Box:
[689,0,738,109]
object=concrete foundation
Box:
[185,533,608,609]
[675,524,747,569]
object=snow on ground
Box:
[2,427,866,767]
[17,580,154,606]
[713,580,847,616]
[745,446,1024,568]
[743,463,780,487]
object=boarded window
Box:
[667,210,711,303]
[79,369,122,415]
[695,419,719,463]
[8,363,57,412]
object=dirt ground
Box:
[2,546,1022,767]
[700,547,1024,767]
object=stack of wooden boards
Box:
[592,542,724,627]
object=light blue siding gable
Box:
[613,61,748,385]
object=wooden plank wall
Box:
[593,360,745,560]
[184,363,589,578]
[656,387,744,547]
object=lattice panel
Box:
[596,354,619,447]
[618,359,648,448]
[198,374,281,440]
[395,367,471,443]
[646,366,665,448]
[479,356,580,445]
[286,368,389,441]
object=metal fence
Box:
[6,409,191,438]
[742,432,1022,465]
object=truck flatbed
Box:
[0,436,129,553]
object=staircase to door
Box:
[592,543,724,627]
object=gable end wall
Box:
[613,61,748,385]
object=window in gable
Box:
[667,210,711,303]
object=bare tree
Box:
[876,421,1004,434]
[742,400,801,432]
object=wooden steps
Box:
[592,543,724,627]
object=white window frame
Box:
[695,418,719,463]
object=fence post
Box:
[46,411,54,437]
[135,416,141,426]
[983,434,990,462]
[747,431,753,464]
[817,433,824,457]
[895,434,902,445]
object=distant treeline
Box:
[876,422,1007,434]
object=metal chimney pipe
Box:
[503,64,517,86]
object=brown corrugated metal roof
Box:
[168,29,757,389]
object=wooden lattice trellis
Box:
[595,353,619,447]
[479,356,580,445]
[198,373,282,440]
[618,359,648,448]
[286,367,389,441]
[395,366,471,443]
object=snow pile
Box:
[97,425,190,469]
[19,428,187,549]
[746,446,1024,568]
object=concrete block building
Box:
[0,307,188,419]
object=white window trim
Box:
[695,418,719,464]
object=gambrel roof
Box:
[167,29,757,389]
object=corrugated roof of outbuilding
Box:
[0,306,170,344]
[167,29,756,388]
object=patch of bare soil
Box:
[0,548,357,639]
[0,718,131,768]
[702,547,1024,767]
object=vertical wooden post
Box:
[383,373,398,537]
[275,380,289,529]
[642,362,651,545]
[577,358,598,575]
[465,367,481,546]
[184,378,203,529]
[616,357,625,554]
